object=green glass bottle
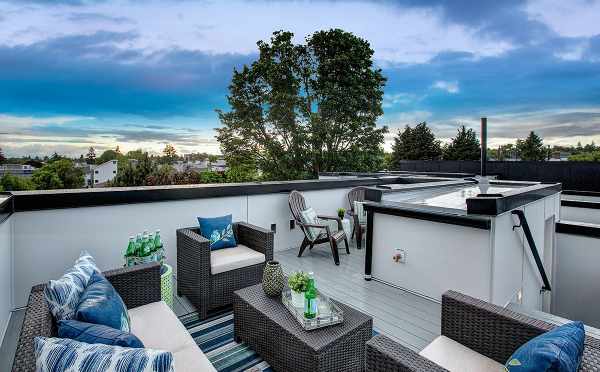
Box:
[135,233,143,256]
[153,229,163,261]
[125,236,136,257]
[153,230,162,249]
[304,272,317,319]
[142,232,150,257]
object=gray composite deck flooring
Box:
[275,241,441,351]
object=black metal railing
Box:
[511,210,552,292]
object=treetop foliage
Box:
[217,29,387,180]
[443,125,480,161]
[391,122,442,167]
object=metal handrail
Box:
[511,210,552,292]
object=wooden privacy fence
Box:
[396,160,600,191]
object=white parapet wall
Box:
[561,205,600,225]
[0,216,13,343]
[11,187,354,308]
[554,222,600,328]
[371,214,492,301]
[369,193,559,311]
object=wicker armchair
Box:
[366,290,600,371]
[176,222,273,320]
[12,262,161,372]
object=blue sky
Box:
[1,0,599,157]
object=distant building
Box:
[209,158,227,172]
[173,158,227,172]
[173,160,208,172]
[0,164,37,177]
[549,151,572,161]
[84,160,118,187]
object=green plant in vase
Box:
[288,271,310,307]
[337,208,346,219]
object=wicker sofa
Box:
[177,222,274,320]
[11,262,216,372]
[366,290,600,371]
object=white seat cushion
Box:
[129,301,216,372]
[419,336,505,372]
[210,244,265,275]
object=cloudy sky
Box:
[1,0,599,157]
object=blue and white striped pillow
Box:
[35,337,174,372]
[44,252,99,321]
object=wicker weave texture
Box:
[176,222,274,320]
[366,335,448,372]
[234,283,373,372]
[11,263,161,372]
[365,290,600,372]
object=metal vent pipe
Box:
[481,117,487,177]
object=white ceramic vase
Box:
[291,290,305,308]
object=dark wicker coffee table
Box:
[233,283,373,372]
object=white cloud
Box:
[382,93,423,108]
[526,0,600,38]
[0,0,513,64]
[431,80,460,94]
[0,114,93,127]
[425,107,600,147]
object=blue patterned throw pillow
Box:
[76,271,131,332]
[58,320,143,348]
[505,321,585,372]
[35,337,173,372]
[198,214,237,250]
[44,251,99,321]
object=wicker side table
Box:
[234,283,373,372]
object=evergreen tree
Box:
[391,122,441,167]
[86,147,96,164]
[516,131,545,161]
[443,125,480,160]
[162,144,177,164]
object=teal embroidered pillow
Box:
[505,321,585,372]
[198,214,237,250]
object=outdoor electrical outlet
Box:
[290,219,295,229]
[393,248,406,264]
[271,223,277,233]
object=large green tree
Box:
[443,125,480,160]
[0,174,35,191]
[517,131,545,161]
[96,149,121,164]
[216,29,387,180]
[390,122,441,167]
[31,159,84,189]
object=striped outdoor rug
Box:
[179,310,272,372]
[179,309,378,372]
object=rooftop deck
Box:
[2,177,600,370]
